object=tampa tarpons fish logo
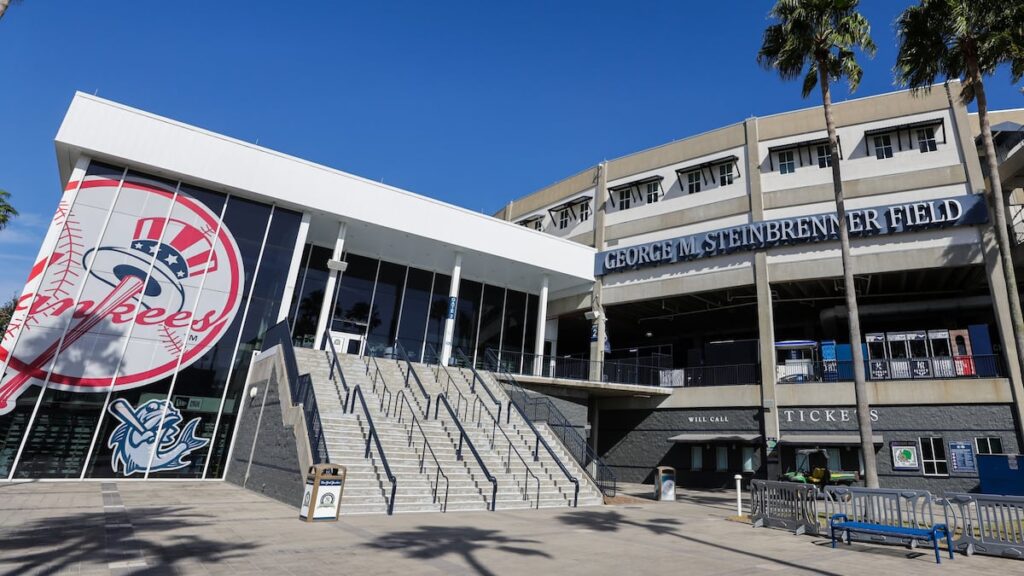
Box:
[0,176,244,414]
[107,398,208,475]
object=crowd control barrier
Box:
[749,480,819,535]
[945,493,1024,559]
[822,486,950,547]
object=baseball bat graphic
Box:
[109,399,157,442]
[0,274,146,412]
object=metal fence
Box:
[749,480,819,535]
[945,493,1024,559]
[822,486,948,546]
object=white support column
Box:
[314,221,347,349]
[533,275,549,375]
[440,253,463,366]
[277,212,311,323]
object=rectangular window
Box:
[826,448,842,471]
[816,145,833,168]
[975,436,1003,455]
[742,446,755,472]
[691,446,703,471]
[579,201,591,222]
[715,446,728,472]
[558,208,570,230]
[618,188,632,210]
[646,181,660,203]
[686,171,701,193]
[917,127,938,153]
[719,163,734,186]
[779,150,795,174]
[919,437,949,476]
[874,134,894,159]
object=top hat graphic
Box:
[83,217,219,313]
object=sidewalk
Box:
[0,480,1015,575]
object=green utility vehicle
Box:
[780,448,859,486]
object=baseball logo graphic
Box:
[107,398,209,475]
[0,176,244,414]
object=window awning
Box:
[607,175,663,207]
[516,214,544,227]
[864,118,946,154]
[668,433,762,443]
[674,155,741,188]
[547,195,591,220]
[780,434,883,446]
[767,137,843,170]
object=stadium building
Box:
[2,82,1024,499]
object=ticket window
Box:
[928,330,955,378]
[866,333,890,380]
[866,334,887,360]
[908,332,928,359]
[950,329,975,376]
[887,332,912,379]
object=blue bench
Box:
[829,513,954,564]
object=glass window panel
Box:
[423,273,451,361]
[501,290,526,357]
[476,285,505,361]
[523,293,538,359]
[452,279,482,359]
[366,261,405,354]
[289,244,332,348]
[395,268,433,361]
[691,446,703,470]
[332,254,378,337]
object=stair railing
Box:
[470,394,541,508]
[395,390,450,512]
[483,348,616,498]
[262,321,328,464]
[433,393,498,511]
[321,332,351,409]
[346,385,398,515]
[395,341,432,419]
[363,354,397,417]
[453,349,503,417]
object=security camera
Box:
[584,310,602,321]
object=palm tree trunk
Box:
[969,54,1024,430]
[819,64,879,488]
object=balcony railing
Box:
[776,355,1004,383]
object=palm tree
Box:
[896,0,1024,417]
[758,0,879,487]
[0,189,17,230]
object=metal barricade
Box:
[822,486,950,546]
[945,493,1024,559]
[750,480,819,535]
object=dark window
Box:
[288,244,333,348]
[332,254,378,336]
[975,437,1003,455]
[395,268,433,360]
[719,164,734,186]
[366,261,406,353]
[874,134,894,159]
[618,189,632,210]
[646,182,660,203]
[686,171,701,193]
[779,151,796,174]
[920,437,948,476]
[817,145,833,168]
[452,279,483,358]
[917,127,938,153]
[558,208,571,230]
[476,285,506,363]
[579,202,592,221]
[423,273,451,361]
[501,290,527,364]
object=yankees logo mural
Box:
[0,172,245,444]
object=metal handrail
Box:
[482,347,609,499]
[469,393,540,508]
[396,341,432,419]
[395,391,450,512]
[321,332,352,406]
[262,321,328,464]
[346,385,398,515]
[454,348,503,417]
[363,354,397,417]
[433,393,498,511]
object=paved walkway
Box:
[0,480,1016,575]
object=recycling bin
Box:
[300,463,346,522]
[654,466,676,501]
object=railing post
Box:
[457,434,464,461]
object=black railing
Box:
[676,363,761,387]
[433,393,498,511]
[395,341,432,419]
[347,385,398,515]
[262,321,328,465]
[469,391,541,508]
[363,354,397,417]
[483,348,614,498]
[395,391,449,512]
[473,348,589,500]
[322,332,351,407]
[776,355,1004,383]
[453,349,504,419]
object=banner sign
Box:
[949,441,977,473]
[595,194,987,276]
[891,441,920,471]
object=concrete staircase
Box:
[291,347,604,515]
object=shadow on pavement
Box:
[364,525,552,576]
[557,510,844,576]
[0,507,256,576]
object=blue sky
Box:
[0,1,1021,299]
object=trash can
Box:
[300,463,346,522]
[654,466,676,501]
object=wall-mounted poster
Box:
[949,441,977,474]
[891,441,920,471]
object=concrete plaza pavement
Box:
[0,480,1016,576]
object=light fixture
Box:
[249,386,258,399]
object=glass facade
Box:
[0,160,301,480]
[290,250,540,365]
